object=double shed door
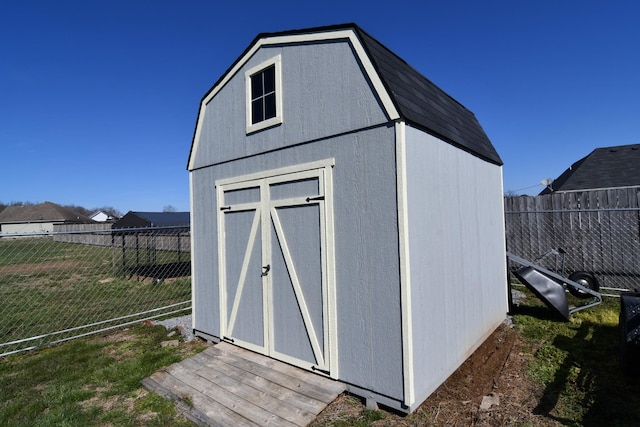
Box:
[216,161,336,376]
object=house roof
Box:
[188,23,502,169]
[0,201,95,224]
[540,143,640,194]
[112,211,190,229]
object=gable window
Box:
[251,64,276,123]
[246,55,282,133]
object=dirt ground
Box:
[0,260,81,276]
[312,321,560,426]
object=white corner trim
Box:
[187,28,400,170]
[189,173,196,331]
[396,121,414,408]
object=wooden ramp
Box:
[143,342,346,427]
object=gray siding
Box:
[190,35,506,410]
[404,125,507,406]
[191,125,404,400]
[191,174,219,337]
[191,41,389,169]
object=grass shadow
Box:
[511,303,566,322]
[512,288,640,425]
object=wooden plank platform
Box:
[143,342,346,427]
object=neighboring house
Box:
[89,210,118,222]
[112,211,190,229]
[0,201,95,235]
[187,23,507,412]
[540,143,640,194]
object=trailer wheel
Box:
[567,271,600,299]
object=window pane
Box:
[251,73,263,99]
[264,93,276,120]
[252,99,264,124]
[263,65,275,94]
[247,59,280,128]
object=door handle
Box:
[261,264,271,276]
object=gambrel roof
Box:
[540,143,640,194]
[188,23,502,169]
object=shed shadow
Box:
[532,321,640,426]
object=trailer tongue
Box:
[507,252,603,321]
[513,266,570,320]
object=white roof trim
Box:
[188,28,400,170]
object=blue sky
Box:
[1,1,639,212]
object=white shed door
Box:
[217,162,335,376]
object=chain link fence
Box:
[6,196,638,356]
[506,203,640,293]
[0,226,191,357]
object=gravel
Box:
[152,314,196,342]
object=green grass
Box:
[0,323,206,426]
[311,290,640,426]
[3,237,639,426]
[0,238,191,354]
[512,288,640,426]
[2,289,639,426]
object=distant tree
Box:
[0,201,36,212]
[96,206,123,218]
[10,200,35,206]
[0,201,125,218]
[163,205,177,212]
[62,204,92,217]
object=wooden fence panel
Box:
[505,188,640,290]
[52,223,113,246]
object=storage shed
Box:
[187,23,507,412]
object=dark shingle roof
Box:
[113,211,190,229]
[0,202,94,224]
[540,143,640,194]
[351,26,502,165]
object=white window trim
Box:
[245,55,283,134]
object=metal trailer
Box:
[508,251,640,375]
[507,251,603,321]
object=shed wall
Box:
[191,125,405,400]
[404,126,507,407]
[191,40,389,169]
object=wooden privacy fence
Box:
[53,223,191,253]
[53,223,113,245]
[52,224,191,279]
[505,188,640,291]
